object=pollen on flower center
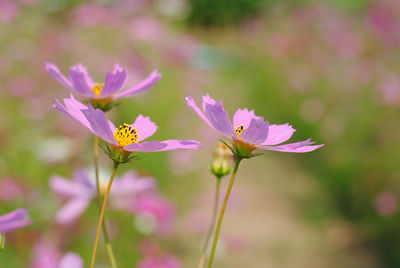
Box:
[235,124,245,138]
[92,83,104,96]
[114,123,139,147]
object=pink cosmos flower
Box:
[186,94,323,157]
[53,95,202,157]
[50,169,156,224]
[46,62,161,103]
[0,208,31,233]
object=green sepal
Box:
[101,143,139,165]
[219,139,262,159]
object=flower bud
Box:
[0,233,5,250]
[210,142,233,179]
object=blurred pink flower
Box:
[133,193,175,236]
[138,240,181,268]
[130,16,166,42]
[379,76,400,105]
[323,18,361,59]
[0,208,31,233]
[0,0,19,23]
[8,76,34,98]
[30,239,61,268]
[71,3,112,28]
[50,169,156,224]
[375,191,398,216]
[169,150,196,175]
[137,255,181,268]
[30,239,83,268]
[367,1,400,45]
[0,178,24,200]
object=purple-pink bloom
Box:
[46,62,161,100]
[50,169,156,224]
[186,94,323,156]
[0,208,31,233]
[53,95,202,153]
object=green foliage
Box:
[187,0,266,26]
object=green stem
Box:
[198,178,221,268]
[207,158,242,268]
[90,162,119,268]
[94,137,118,268]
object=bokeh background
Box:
[1,0,400,267]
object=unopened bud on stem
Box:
[210,142,233,179]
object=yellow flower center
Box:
[235,124,245,138]
[92,83,104,96]
[114,123,139,147]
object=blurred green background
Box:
[1,0,400,267]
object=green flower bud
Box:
[210,142,233,179]
[0,233,5,250]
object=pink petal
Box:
[263,123,296,145]
[202,94,234,137]
[114,70,162,99]
[81,105,118,145]
[112,171,156,196]
[240,117,269,145]
[55,198,91,224]
[49,175,93,197]
[53,95,92,130]
[233,108,260,129]
[259,139,324,153]
[100,66,127,97]
[125,140,202,152]
[45,62,72,89]
[69,65,97,97]
[132,114,158,142]
[185,95,215,130]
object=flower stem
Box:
[207,157,242,268]
[198,178,221,268]
[94,137,118,268]
[90,161,119,268]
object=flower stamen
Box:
[92,83,104,96]
[114,123,139,147]
[235,124,245,138]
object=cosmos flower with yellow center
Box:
[53,95,202,157]
[186,94,323,157]
[46,63,162,111]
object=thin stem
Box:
[90,163,119,268]
[198,178,221,268]
[94,137,118,268]
[207,158,242,268]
